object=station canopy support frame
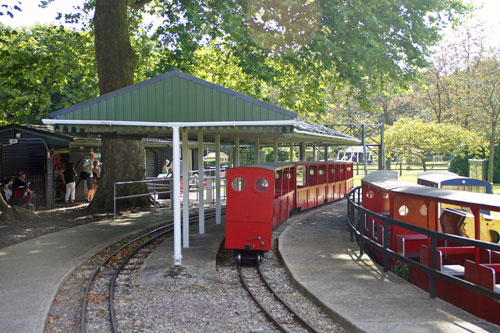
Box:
[43,71,360,266]
[326,123,385,173]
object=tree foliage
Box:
[385,118,485,170]
[469,54,500,182]
[0,24,98,123]
[41,0,471,116]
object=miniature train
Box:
[225,161,354,263]
[359,171,500,325]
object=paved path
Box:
[279,199,500,333]
[2,200,500,333]
[0,209,172,333]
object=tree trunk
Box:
[94,0,138,95]
[488,120,497,183]
[91,0,149,213]
[421,157,427,171]
[89,135,151,212]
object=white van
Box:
[337,146,375,164]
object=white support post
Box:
[274,141,278,162]
[255,138,260,164]
[215,134,221,224]
[289,142,294,162]
[182,128,189,248]
[313,143,317,161]
[300,142,306,161]
[234,136,240,167]
[172,126,182,265]
[197,130,205,234]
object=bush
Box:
[448,148,473,176]
[390,261,409,280]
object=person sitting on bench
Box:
[11,172,34,207]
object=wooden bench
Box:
[465,260,500,293]
[420,245,490,277]
[395,234,428,258]
[492,250,500,263]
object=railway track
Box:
[81,210,220,333]
[238,263,320,333]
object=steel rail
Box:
[257,265,320,333]
[238,265,319,333]
[109,225,174,332]
[237,265,289,332]
[81,208,223,333]
[81,222,173,333]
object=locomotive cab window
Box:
[255,178,269,192]
[232,178,246,192]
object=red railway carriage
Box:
[225,160,353,262]
[359,171,500,325]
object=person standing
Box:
[92,160,101,192]
[82,152,95,202]
[161,159,170,175]
[63,162,77,204]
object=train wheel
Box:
[257,253,263,263]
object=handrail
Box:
[113,178,172,219]
[113,176,228,219]
[346,186,500,301]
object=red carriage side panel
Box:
[327,164,335,201]
[296,165,307,211]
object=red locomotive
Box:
[225,161,353,263]
[359,171,500,325]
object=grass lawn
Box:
[352,164,444,187]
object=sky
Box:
[0,0,499,46]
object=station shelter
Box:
[43,70,359,265]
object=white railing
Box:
[113,169,227,219]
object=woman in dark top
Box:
[64,162,77,203]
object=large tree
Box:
[41,0,471,211]
[88,0,152,211]
[51,0,471,114]
[471,55,500,183]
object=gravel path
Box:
[42,205,345,332]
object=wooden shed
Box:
[0,124,171,207]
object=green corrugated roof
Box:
[50,71,297,122]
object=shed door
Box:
[2,141,47,207]
[145,149,158,177]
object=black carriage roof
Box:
[232,162,296,172]
[416,170,458,178]
[391,185,500,211]
[362,170,399,183]
[229,160,349,172]
[364,176,500,211]
[417,172,491,187]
